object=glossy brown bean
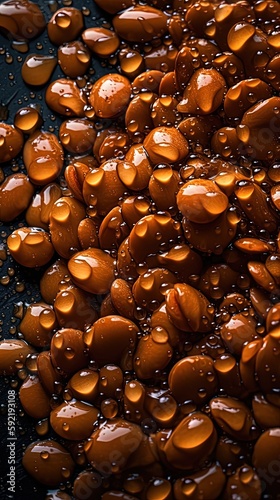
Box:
[224,465,262,500]
[84,418,156,474]
[128,213,182,264]
[7,227,54,268]
[255,330,280,394]
[22,54,57,86]
[22,440,75,487]
[83,159,126,216]
[67,369,99,403]
[161,412,217,470]
[252,429,280,496]
[47,8,84,45]
[110,279,136,320]
[0,123,24,163]
[26,183,62,230]
[173,463,226,500]
[19,375,50,419]
[166,283,214,332]
[143,126,189,165]
[0,0,45,41]
[113,6,168,43]
[49,197,86,259]
[133,332,173,380]
[169,355,217,405]
[37,350,63,395]
[177,179,228,224]
[23,130,64,185]
[40,259,70,304]
[177,68,226,115]
[59,119,96,154]
[50,328,88,376]
[54,284,98,330]
[46,78,88,117]
[84,315,138,370]
[50,400,99,440]
[20,302,57,347]
[58,41,91,78]
[99,365,123,399]
[210,396,260,441]
[82,27,120,57]
[68,248,115,294]
[220,313,259,357]
[89,74,131,119]
[133,268,176,311]
[0,339,35,375]
[0,173,34,222]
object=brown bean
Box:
[51,328,88,376]
[67,369,99,403]
[255,330,280,394]
[89,74,131,119]
[84,315,138,370]
[84,418,155,474]
[22,54,57,86]
[59,119,96,154]
[224,465,262,500]
[46,78,88,117]
[83,159,126,216]
[166,283,214,332]
[99,364,123,399]
[143,126,189,165]
[26,183,62,230]
[128,213,182,264]
[82,27,120,57]
[173,463,226,500]
[47,8,84,45]
[220,313,259,357]
[0,339,35,375]
[37,350,63,395]
[7,227,54,268]
[161,412,217,469]
[49,197,86,259]
[0,0,45,40]
[40,259,70,304]
[177,179,228,224]
[113,6,168,43]
[210,396,260,441]
[23,130,64,185]
[20,375,50,419]
[58,41,91,78]
[0,123,24,163]
[68,248,115,294]
[133,268,176,311]
[214,354,248,399]
[50,400,99,440]
[0,173,34,222]
[169,355,217,405]
[133,331,173,380]
[54,285,98,330]
[252,429,280,496]
[177,68,226,115]
[20,302,57,347]
[252,393,280,429]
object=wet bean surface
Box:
[0,0,280,499]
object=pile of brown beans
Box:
[0,0,280,499]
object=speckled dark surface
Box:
[0,1,111,498]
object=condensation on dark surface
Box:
[0,1,112,498]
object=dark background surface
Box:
[0,1,111,498]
